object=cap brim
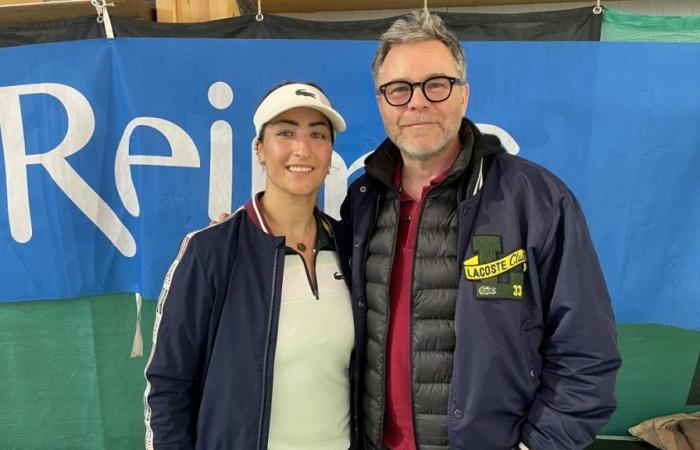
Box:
[256,101,346,135]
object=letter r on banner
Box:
[0,83,137,257]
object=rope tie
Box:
[130,293,143,358]
[91,0,114,38]
[256,0,264,22]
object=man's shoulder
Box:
[488,153,573,198]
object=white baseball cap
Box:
[253,83,346,138]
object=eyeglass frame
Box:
[376,75,466,107]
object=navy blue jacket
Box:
[341,119,621,450]
[144,206,365,449]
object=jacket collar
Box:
[363,118,504,197]
[244,193,333,252]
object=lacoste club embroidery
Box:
[463,235,527,300]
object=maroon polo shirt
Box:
[383,161,451,450]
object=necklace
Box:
[258,204,314,253]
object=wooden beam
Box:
[0,0,153,24]
[238,0,603,14]
[0,0,45,4]
[156,0,240,23]
[212,0,240,18]
[156,0,177,21]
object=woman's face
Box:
[256,107,333,200]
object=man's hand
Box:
[210,212,231,226]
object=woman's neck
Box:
[259,191,317,242]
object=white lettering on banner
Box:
[0,83,138,256]
[324,150,373,219]
[0,82,520,257]
[115,117,201,217]
[476,123,520,155]
[209,120,233,220]
[323,151,350,219]
[207,82,234,221]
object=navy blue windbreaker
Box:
[341,119,621,450]
[144,206,365,450]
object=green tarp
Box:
[1,295,154,449]
[602,7,700,42]
[2,295,699,448]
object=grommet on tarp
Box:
[256,0,264,22]
[91,0,115,38]
[593,0,602,14]
[130,292,143,358]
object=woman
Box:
[144,82,363,450]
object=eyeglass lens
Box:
[383,76,455,106]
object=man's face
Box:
[375,40,469,161]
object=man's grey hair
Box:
[371,10,467,84]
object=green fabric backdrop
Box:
[2,295,699,448]
[602,7,700,42]
[1,295,155,449]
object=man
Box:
[341,11,621,450]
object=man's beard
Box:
[396,132,452,161]
[390,116,462,162]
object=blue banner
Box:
[0,38,698,331]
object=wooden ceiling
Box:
[237,0,596,14]
[0,0,603,24]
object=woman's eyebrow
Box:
[270,118,299,127]
[309,120,331,129]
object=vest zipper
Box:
[408,197,430,448]
[378,191,401,447]
[256,246,281,450]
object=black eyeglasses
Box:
[377,76,465,107]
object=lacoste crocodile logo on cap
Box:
[295,89,316,98]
